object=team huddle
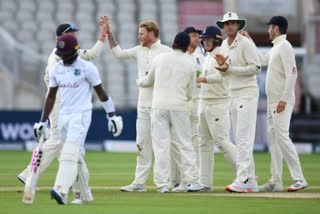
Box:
[18,12,308,205]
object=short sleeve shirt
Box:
[49,57,101,113]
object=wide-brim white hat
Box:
[216,12,246,31]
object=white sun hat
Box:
[216,12,246,31]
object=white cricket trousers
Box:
[40,101,64,173]
[231,95,258,183]
[54,110,91,194]
[170,99,200,185]
[267,103,306,186]
[198,100,237,189]
[132,107,153,185]
[151,109,198,189]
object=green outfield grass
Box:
[0,151,319,214]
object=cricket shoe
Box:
[246,180,259,193]
[157,187,169,193]
[120,183,146,192]
[259,180,283,192]
[287,180,308,192]
[17,171,40,191]
[169,181,179,189]
[71,187,94,205]
[187,183,203,192]
[50,188,68,205]
[172,182,188,192]
[225,179,247,193]
[199,186,213,192]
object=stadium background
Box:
[0,0,319,153]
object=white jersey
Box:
[49,57,102,114]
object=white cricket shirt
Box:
[138,50,195,112]
[111,40,171,108]
[49,57,102,114]
[258,35,297,105]
[44,40,104,103]
[199,47,230,104]
[220,32,261,97]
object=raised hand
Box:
[100,16,112,35]
[214,54,229,72]
[214,54,229,66]
[240,30,251,39]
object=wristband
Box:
[101,31,107,37]
[102,97,115,113]
[39,121,47,126]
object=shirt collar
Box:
[208,47,220,56]
[229,32,242,48]
[272,34,287,45]
[146,39,161,49]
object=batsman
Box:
[34,34,123,205]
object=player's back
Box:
[151,50,194,112]
[49,57,101,114]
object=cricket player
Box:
[34,34,123,205]
[241,16,308,192]
[103,17,171,192]
[196,26,237,192]
[215,12,261,193]
[138,32,202,193]
[169,26,204,190]
[18,21,109,204]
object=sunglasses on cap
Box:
[61,24,75,35]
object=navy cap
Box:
[200,26,223,39]
[55,34,80,56]
[266,16,288,29]
[184,26,202,35]
[56,24,79,37]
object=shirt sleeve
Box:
[138,60,156,87]
[279,43,297,103]
[44,49,60,88]
[77,40,104,61]
[86,63,102,87]
[247,38,270,67]
[111,45,138,60]
[187,62,196,100]
[206,72,223,84]
[228,39,261,76]
[49,64,58,88]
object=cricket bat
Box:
[22,135,45,204]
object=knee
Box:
[60,141,80,163]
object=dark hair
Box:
[272,24,287,35]
[172,32,190,52]
[278,25,287,34]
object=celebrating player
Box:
[215,12,261,193]
[170,26,204,191]
[196,26,237,192]
[102,17,171,192]
[138,32,202,193]
[34,34,122,205]
[241,16,308,192]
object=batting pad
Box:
[72,156,90,202]
[54,141,80,194]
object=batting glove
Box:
[108,115,123,137]
[33,121,49,142]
